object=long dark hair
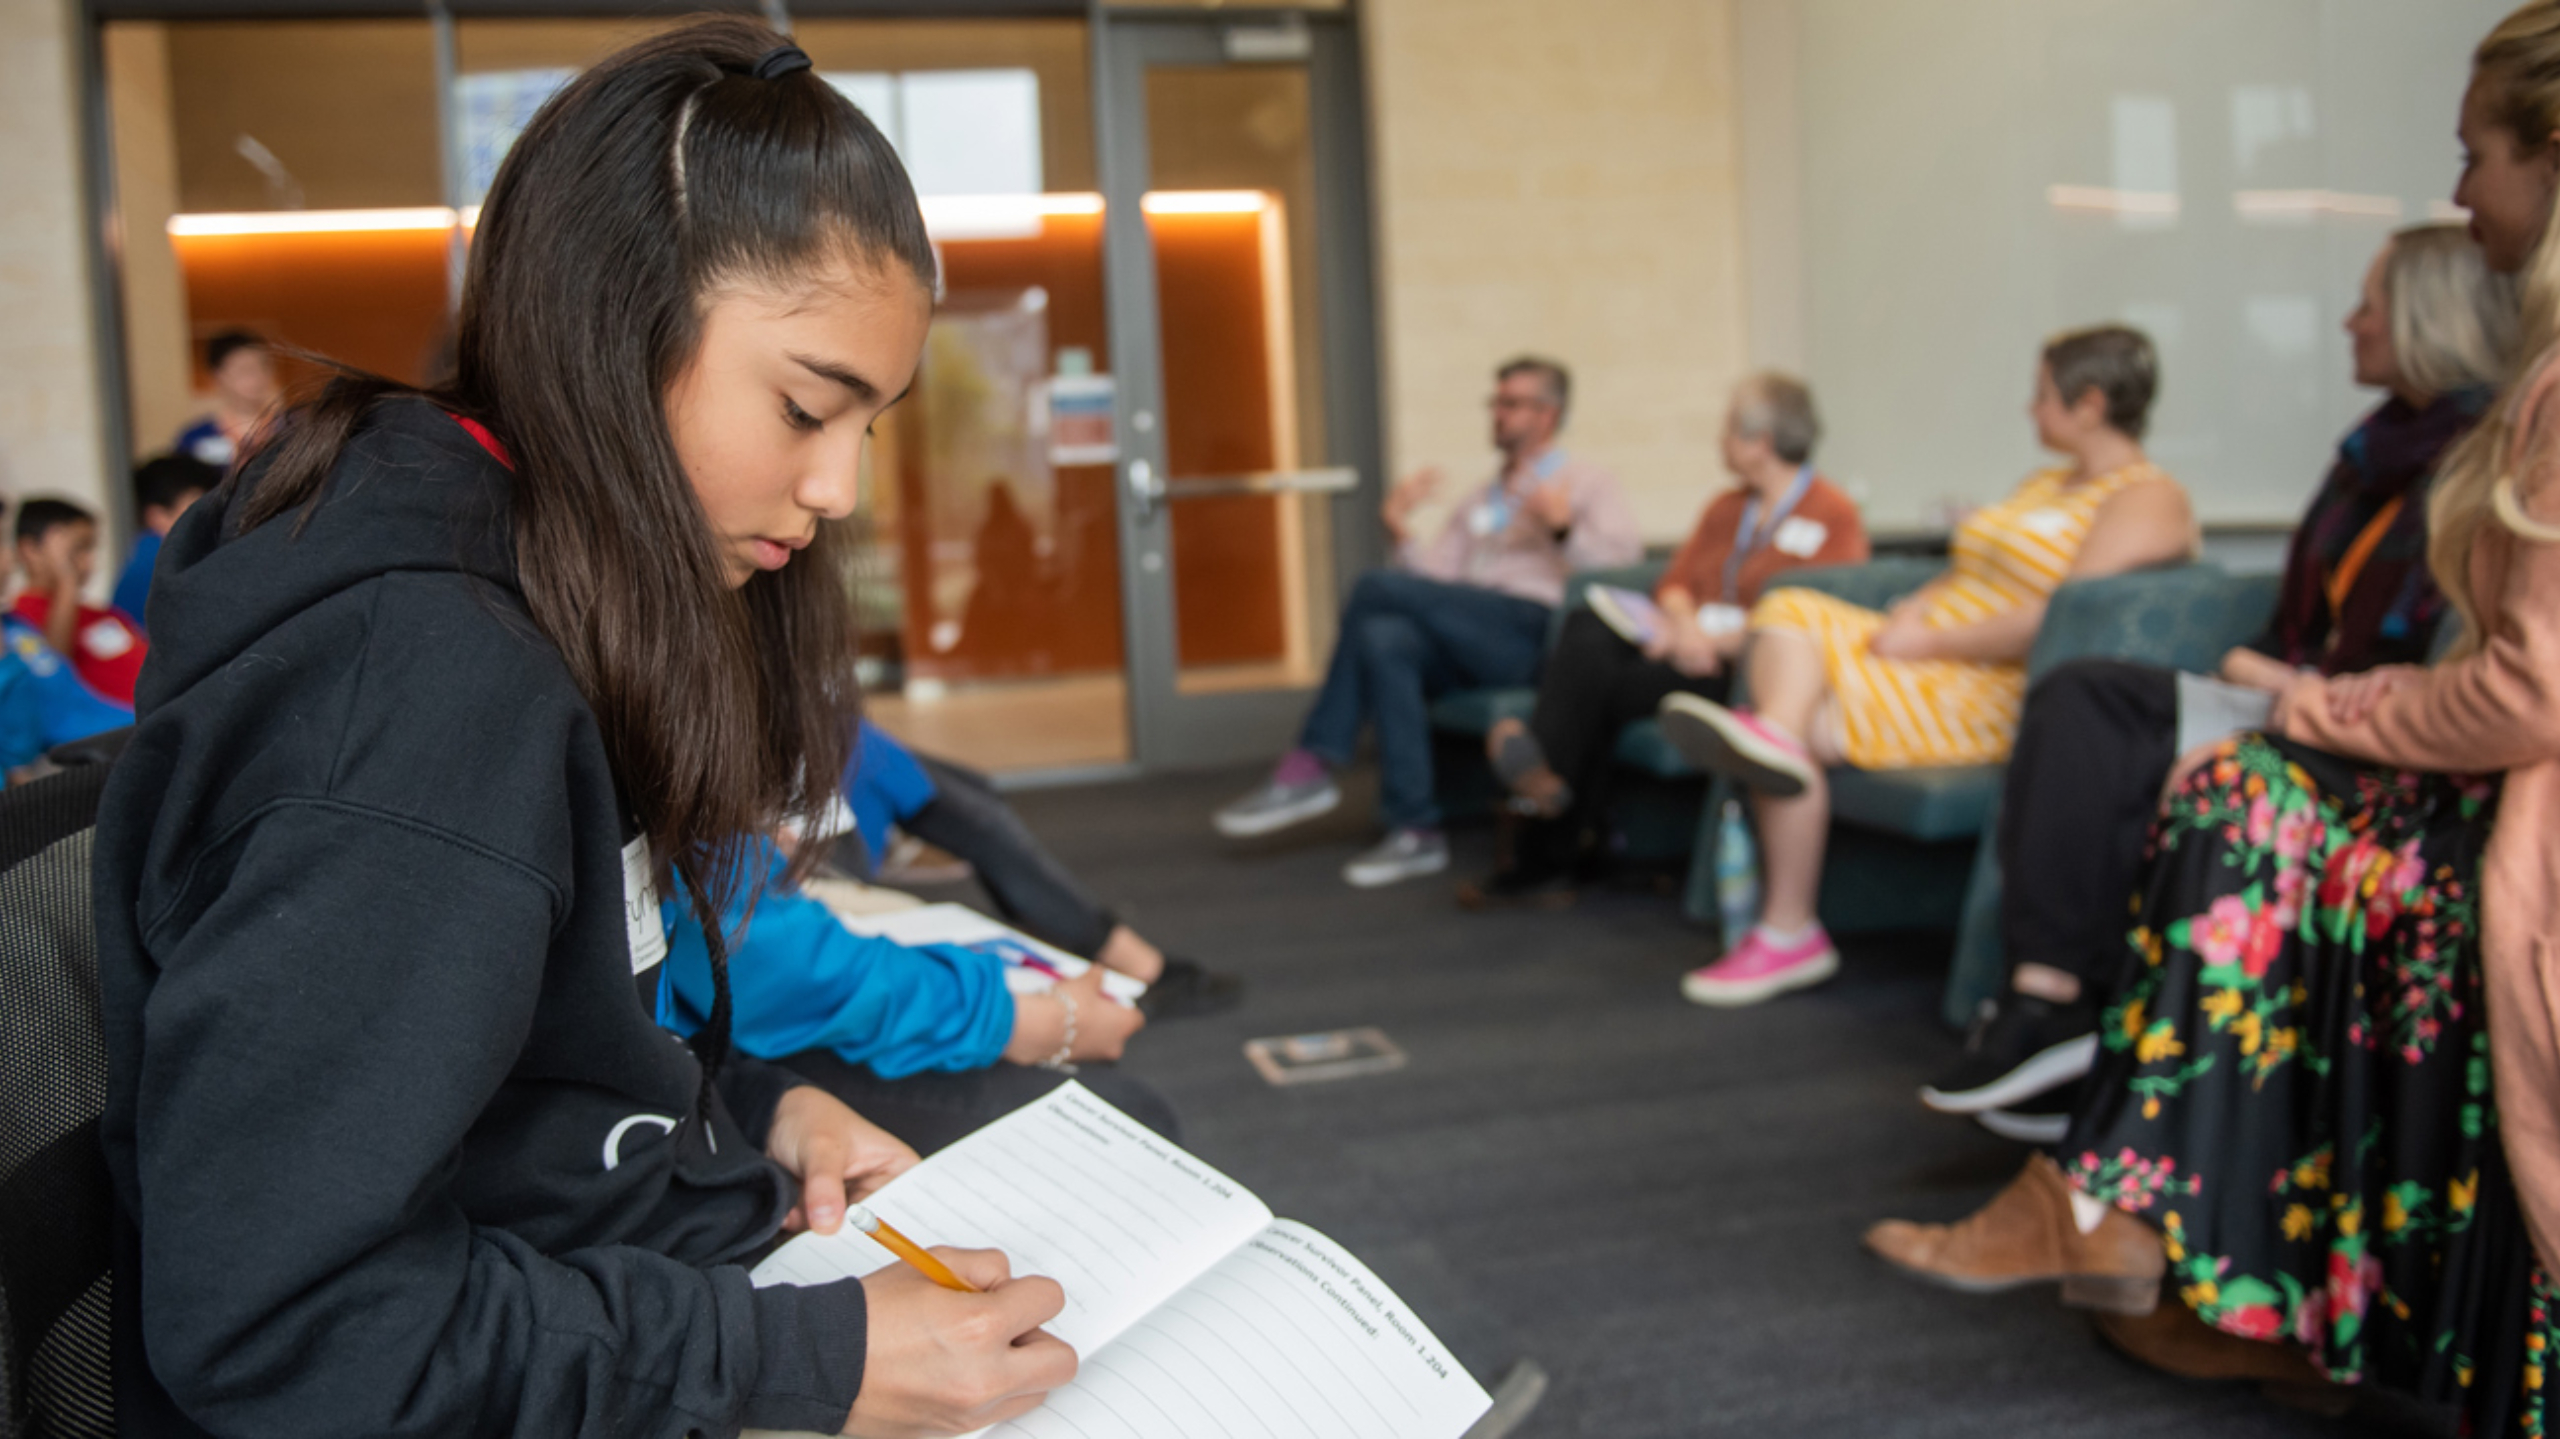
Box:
[230,17,935,1086]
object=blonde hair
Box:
[2388,224,2518,398]
[2427,2,2560,657]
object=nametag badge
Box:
[82,616,136,660]
[622,835,669,975]
[1468,495,1514,538]
[796,794,857,845]
[1771,516,1828,558]
[2017,508,2076,539]
[1695,603,1748,636]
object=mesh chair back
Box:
[0,764,116,1439]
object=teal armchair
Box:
[1427,555,2279,1032]
[1718,560,2278,1023]
[1937,564,2280,1025]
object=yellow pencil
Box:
[847,1203,979,1292]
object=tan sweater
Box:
[2286,354,2560,1275]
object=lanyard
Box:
[2323,494,2405,617]
[1721,466,1815,602]
[1475,448,1569,538]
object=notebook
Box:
[2174,672,2278,756]
[1585,584,1666,646]
[832,900,1148,1007]
[1587,585,1746,649]
[744,1082,1494,1439]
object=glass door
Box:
[1095,11,1384,769]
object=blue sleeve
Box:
[114,534,161,629]
[661,856,1014,1081]
[0,657,46,772]
[840,721,938,866]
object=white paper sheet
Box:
[832,902,1146,1005]
[752,1083,1272,1354]
[745,1086,1493,1439]
[988,1220,1493,1439]
[2174,671,2278,756]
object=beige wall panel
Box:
[0,0,114,543]
[168,20,442,214]
[1364,0,1748,544]
[106,21,199,457]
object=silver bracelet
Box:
[1038,991,1079,1073]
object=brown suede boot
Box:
[2095,1305,2351,1416]
[1864,1154,2164,1314]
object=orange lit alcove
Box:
[169,195,1301,686]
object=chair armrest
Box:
[2024,564,2282,681]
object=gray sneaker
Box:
[1214,771,1343,838]
[1343,828,1449,888]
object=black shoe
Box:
[1137,956,1245,1021]
[1454,861,1581,911]
[1920,994,2100,1114]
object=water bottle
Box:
[1715,797,1760,945]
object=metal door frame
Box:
[1091,6,1384,770]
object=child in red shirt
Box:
[13,497,148,704]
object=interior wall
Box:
[1360,0,1751,546]
[1,0,115,555]
[104,21,195,457]
[1784,0,2510,532]
[166,19,442,214]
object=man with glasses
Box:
[1214,356,1640,887]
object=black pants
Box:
[1528,608,1730,844]
[778,1048,1181,1157]
[900,754,1119,959]
[1996,657,2180,998]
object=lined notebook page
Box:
[989,1220,1494,1439]
[751,1082,1273,1354]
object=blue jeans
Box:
[1298,570,1553,829]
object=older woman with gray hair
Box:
[1908,221,2520,1132]
[1464,372,1870,906]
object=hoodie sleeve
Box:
[131,800,865,1439]
[666,884,1017,1081]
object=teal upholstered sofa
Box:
[1429,556,2281,1028]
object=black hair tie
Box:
[752,45,812,80]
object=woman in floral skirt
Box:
[2075,737,2542,1427]
[1867,4,2560,1428]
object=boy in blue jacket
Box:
[659,837,1176,1153]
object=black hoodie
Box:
[96,398,868,1437]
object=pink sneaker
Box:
[1681,925,1840,1007]
[1657,694,1817,796]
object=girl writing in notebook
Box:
[95,21,1070,1438]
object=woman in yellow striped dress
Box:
[1662,326,2200,1006]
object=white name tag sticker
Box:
[1695,602,1749,636]
[1771,516,1828,558]
[82,616,136,659]
[800,794,857,843]
[622,835,669,975]
[2018,507,2076,539]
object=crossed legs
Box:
[1738,628,1847,934]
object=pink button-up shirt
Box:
[1397,447,1642,607]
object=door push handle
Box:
[1126,456,1166,521]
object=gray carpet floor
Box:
[903,765,2455,1438]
